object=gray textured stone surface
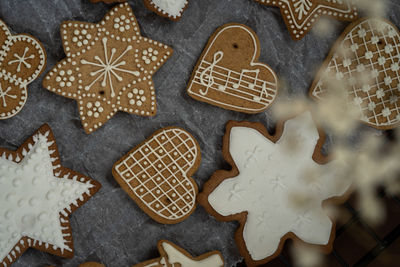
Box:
[0,0,399,266]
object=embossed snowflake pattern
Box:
[206,112,352,265]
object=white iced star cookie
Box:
[133,240,224,267]
[198,112,352,266]
[0,124,101,267]
[43,3,173,134]
[310,18,400,130]
[0,19,46,120]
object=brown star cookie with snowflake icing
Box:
[43,3,172,133]
[0,19,46,120]
[254,0,358,40]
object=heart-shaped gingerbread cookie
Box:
[310,18,400,130]
[187,23,278,114]
[112,127,200,224]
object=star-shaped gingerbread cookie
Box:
[0,124,101,267]
[255,0,358,40]
[43,3,172,133]
[199,112,352,266]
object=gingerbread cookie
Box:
[113,127,201,224]
[0,19,46,120]
[0,124,101,267]
[79,262,106,267]
[310,18,400,130]
[133,240,224,267]
[186,23,278,114]
[254,0,358,40]
[43,3,173,134]
[198,112,352,266]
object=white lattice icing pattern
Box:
[114,127,199,222]
[311,18,400,129]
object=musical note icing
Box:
[232,69,259,90]
[199,51,223,95]
[187,23,278,113]
[254,81,268,102]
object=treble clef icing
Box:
[199,51,223,95]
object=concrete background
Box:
[0,0,399,266]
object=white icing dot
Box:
[46,190,55,200]
[12,178,21,187]
[29,197,38,206]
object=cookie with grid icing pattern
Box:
[112,127,201,224]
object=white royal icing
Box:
[160,241,224,267]
[0,131,94,265]
[208,112,351,261]
[150,0,188,19]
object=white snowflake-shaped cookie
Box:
[199,112,351,266]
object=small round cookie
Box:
[0,19,46,120]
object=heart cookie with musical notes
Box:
[187,23,278,114]
[310,18,400,130]
[0,19,46,120]
[133,240,224,267]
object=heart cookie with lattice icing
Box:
[0,20,46,120]
[0,124,101,267]
[112,127,201,224]
[254,0,358,40]
[310,18,400,130]
[43,3,173,134]
[133,240,224,267]
[187,23,278,114]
